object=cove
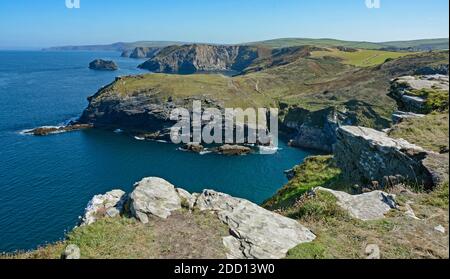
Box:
[0,51,312,252]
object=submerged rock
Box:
[216,144,251,156]
[182,143,205,153]
[26,123,92,136]
[88,59,118,71]
[315,187,397,221]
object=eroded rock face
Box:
[283,101,390,153]
[196,190,316,259]
[81,189,127,226]
[335,126,447,189]
[129,177,182,222]
[88,59,118,71]
[138,44,261,74]
[315,187,397,221]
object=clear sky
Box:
[0,0,448,48]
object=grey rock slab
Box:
[315,187,397,221]
[129,177,182,223]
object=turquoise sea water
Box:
[0,51,312,252]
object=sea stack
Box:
[88,59,119,71]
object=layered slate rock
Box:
[81,190,127,226]
[88,59,118,71]
[129,177,182,222]
[196,190,316,259]
[389,75,449,113]
[315,187,397,221]
[138,44,261,74]
[335,126,448,189]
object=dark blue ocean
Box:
[0,51,311,253]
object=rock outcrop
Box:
[196,190,316,259]
[81,177,316,259]
[283,101,390,153]
[88,59,119,71]
[81,189,127,226]
[138,44,263,74]
[128,47,160,59]
[26,123,92,136]
[62,244,81,260]
[391,111,425,124]
[334,126,448,189]
[315,187,397,221]
[389,75,449,113]
[215,144,251,156]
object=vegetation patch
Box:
[310,48,411,67]
[388,112,449,152]
[285,186,449,259]
[263,156,342,211]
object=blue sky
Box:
[0,0,448,48]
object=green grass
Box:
[249,38,386,49]
[310,48,412,67]
[388,112,449,152]
[285,186,449,259]
[263,156,342,211]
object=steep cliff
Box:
[138,44,268,74]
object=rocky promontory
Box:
[88,59,119,71]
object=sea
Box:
[0,50,312,252]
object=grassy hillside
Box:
[4,210,229,259]
[249,38,384,49]
[310,48,412,67]
[249,38,449,51]
[382,38,449,50]
[389,113,449,153]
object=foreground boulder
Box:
[196,190,316,259]
[335,126,448,189]
[315,187,397,221]
[83,177,315,259]
[129,177,182,222]
[89,59,118,71]
[62,244,81,260]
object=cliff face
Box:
[138,44,265,74]
[334,126,448,189]
[282,101,391,153]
